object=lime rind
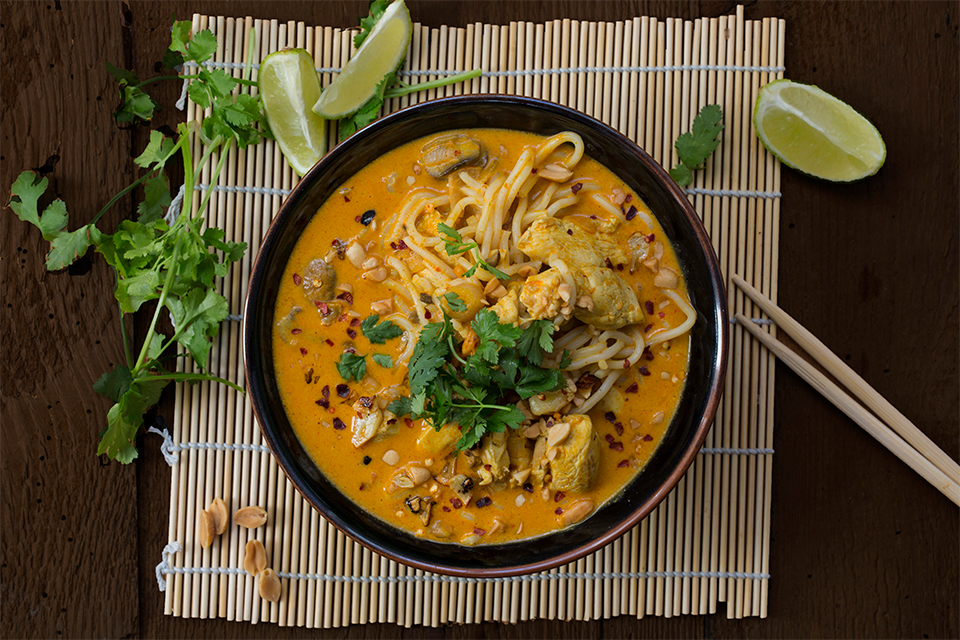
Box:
[259,48,328,176]
[312,0,412,119]
[753,79,886,182]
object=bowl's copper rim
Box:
[244,94,728,578]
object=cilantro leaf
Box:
[137,173,172,223]
[516,319,556,367]
[46,224,99,270]
[8,172,65,240]
[488,405,526,433]
[105,61,159,124]
[372,353,393,368]
[472,309,522,363]
[98,375,170,463]
[361,315,404,344]
[165,287,230,368]
[442,292,467,314]
[670,104,724,187]
[336,352,367,381]
[135,130,177,168]
[354,0,390,48]
[93,364,134,403]
[387,396,414,417]
[407,322,450,393]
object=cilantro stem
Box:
[193,137,230,222]
[148,371,244,393]
[116,272,134,370]
[133,234,184,372]
[384,69,482,98]
[89,137,182,227]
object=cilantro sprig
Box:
[437,223,509,280]
[6,22,266,463]
[388,309,569,451]
[360,314,404,344]
[669,104,725,187]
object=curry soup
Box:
[272,129,693,545]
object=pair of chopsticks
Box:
[731,274,960,506]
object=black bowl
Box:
[244,95,727,578]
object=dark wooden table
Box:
[3,1,957,638]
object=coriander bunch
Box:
[7,22,267,462]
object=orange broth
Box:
[272,129,691,544]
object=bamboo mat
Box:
[154,6,785,626]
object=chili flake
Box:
[644,300,654,315]
[625,382,639,393]
[554,491,565,503]
[299,347,307,356]
[604,411,617,424]
[571,183,583,195]
[473,527,486,536]
[336,384,350,398]
[450,497,463,509]
[639,366,651,376]
[362,456,372,465]
[292,273,302,286]
[347,328,357,339]
[336,291,354,304]
[618,460,630,468]
[332,418,346,430]
[625,205,638,221]
[554,507,563,515]
[642,434,654,441]
[476,496,492,508]
[291,328,302,335]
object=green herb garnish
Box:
[360,314,404,344]
[6,22,265,463]
[372,353,394,369]
[437,223,509,280]
[669,104,725,187]
[336,352,368,381]
[388,309,568,451]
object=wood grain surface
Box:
[2,1,957,638]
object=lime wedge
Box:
[753,79,885,182]
[312,0,412,119]
[259,48,328,176]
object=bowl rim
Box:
[244,94,728,578]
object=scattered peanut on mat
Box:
[244,539,268,576]
[234,505,268,529]
[207,497,229,535]
[258,568,281,602]
[197,509,216,549]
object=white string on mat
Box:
[154,541,769,592]
[148,427,266,466]
[194,183,290,197]
[700,447,774,455]
[731,317,775,326]
[181,60,785,75]
[685,187,781,199]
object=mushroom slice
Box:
[302,257,337,301]
[419,134,485,178]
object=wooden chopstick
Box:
[730,276,960,507]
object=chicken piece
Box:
[528,387,575,416]
[490,281,522,325]
[549,414,600,493]
[518,268,569,322]
[416,423,462,455]
[477,431,510,485]
[506,430,533,470]
[350,400,399,448]
[517,218,643,330]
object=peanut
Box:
[197,509,215,549]
[258,568,281,602]
[244,539,267,576]
[234,505,268,529]
[207,497,228,535]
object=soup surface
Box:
[272,129,694,545]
